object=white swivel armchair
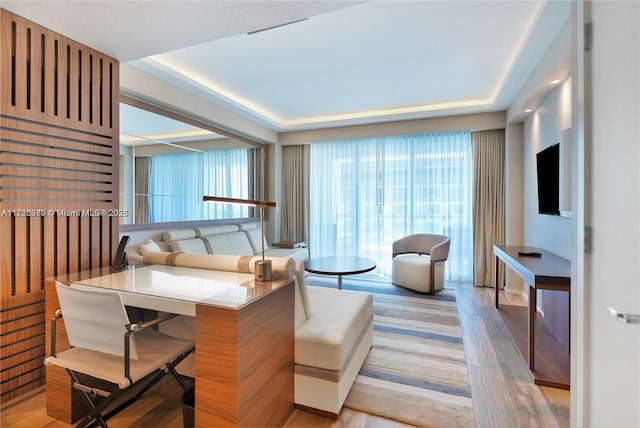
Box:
[391,234,451,295]
[45,282,195,428]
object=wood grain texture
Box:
[497,305,570,389]
[44,280,88,423]
[195,279,295,427]
[457,284,570,428]
[0,10,118,134]
[2,281,569,428]
[493,245,571,390]
[1,8,120,404]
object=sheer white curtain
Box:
[202,150,249,219]
[310,131,472,282]
[149,149,248,222]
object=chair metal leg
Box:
[168,365,191,392]
[128,348,193,402]
[67,356,190,428]
[68,369,124,428]
[102,354,193,425]
[168,349,195,392]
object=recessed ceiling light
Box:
[550,79,561,84]
[525,109,533,113]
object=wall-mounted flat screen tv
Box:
[536,143,560,215]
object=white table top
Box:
[70,264,290,315]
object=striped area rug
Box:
[306,274,476,427]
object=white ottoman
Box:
[391,254,445,293]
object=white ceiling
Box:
[2,1,571,132]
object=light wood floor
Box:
[0,284,569,428]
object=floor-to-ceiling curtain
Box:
[150,152,203,222]
[281,145,310,242]
[134,156,151,223]
[149,149,249,222]
[472,129,505,287]
[202,150,249,219]
[309,131,473,283]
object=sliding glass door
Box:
[310,131,472,282]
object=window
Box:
[148,149,251,222]
[310,131,472,282]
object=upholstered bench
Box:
[293,266,373,417]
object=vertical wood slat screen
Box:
[0,9,120,404]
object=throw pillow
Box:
[140,239,162,256]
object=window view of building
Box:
[310,131,472,282]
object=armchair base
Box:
[392,254,445,294]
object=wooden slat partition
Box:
[0,9,119,405]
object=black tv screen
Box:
[536,143,560,215]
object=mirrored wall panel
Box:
[119,102,265,224]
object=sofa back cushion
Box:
[205,232,254,255]
[196,224,240,237]
[244,228,269,252]
[169,238,209,254]
[163,229,197,242]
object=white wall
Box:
[523,78,572,259]
[581,1,640,426]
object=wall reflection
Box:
[119,101,265,224]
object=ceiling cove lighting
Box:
[145,57,282,125]
[145,58,493,129]
[280,99,494,128]
[143,129,217,141]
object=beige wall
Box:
[501,14,571,295]
[522,78,572,260]
[501,78,572,297]
[504,122,525,293]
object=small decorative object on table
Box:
[517,250,542,257]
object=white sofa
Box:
[125,222,309,264]
[142,251,373,417]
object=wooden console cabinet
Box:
[493,245,571,389]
